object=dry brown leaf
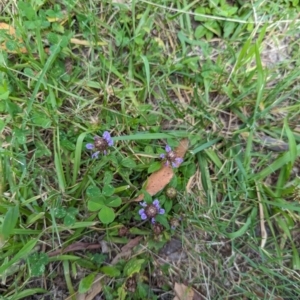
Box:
[121,236,142,252]
[133,165,174,202]
[133,138,189,202]
[0,23,27,53]
[111,249,132,265]
[175,138,189,158]
[173,283,194,300]
[111,236,143,265]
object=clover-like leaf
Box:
[102,184,115,197]
[88,196,106,212]
[98,206,115,224]
[105,196,122,208]
[28,252,49,276]
[86,186,101,199]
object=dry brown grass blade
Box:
[133,138,189,202]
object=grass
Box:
[1,0,300,299]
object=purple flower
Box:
[86,131,114,158]
[138,199,165,223]
[102,131,114,147]
[160,145,183,168]
[91,151,100,159]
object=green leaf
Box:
[87,196,106,211]
[223,21,236,38]
[79,273,95,294]
[117,286,127,300]
[155,214,170,229]
[35,141,52,158]
[147,161,161,173]
[121,157,137,168]
[8,288,47,300]
[14,128,27,143]
[144,145,154,154]
[91,253,107,266]
[124,258,145,277]
[2,205,19,239]
[105,196,122,207]
[86,186,101,198]
[98,206,115,224]
[31,113,52,128]
[0,239,38,274]
[60,139,76,151]
[136,283,147,298]
[28,253,49,276]
[204,21,221,37]
[103,171,113,185]
[194,7,209,22]
[102,184,115,197]
[182,163,196,178]
[194,25,207,39]
[100,266,121,277]
[18,1,36,20]
[53,207,66,218]
[64,208,78,226]
[164,199,173,214]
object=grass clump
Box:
[1,0,300,299]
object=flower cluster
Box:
[160,145,183,168]
[139,199,165,223]
[86,131,114,158]
[85,133,184,230]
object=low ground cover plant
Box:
[1,0,300,299]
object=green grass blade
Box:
[2,205,19,239]
[0,239,38,274]
[72,132,89,185]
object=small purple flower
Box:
[91,151,100,159]
[102,131,114,147]
[86,131,114,158]
[138,199,165,223]
[160,145,183,168]
[86,143,94,150]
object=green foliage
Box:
[1,205,19,239]
[123,258,145,277]
[78,273,95,294]
[86,186,122,224]
[28,253,49,276]
[1,0,300,298]
[194,0,252,40]
[54,207,78,226]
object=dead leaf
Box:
[0,23,27,53]
[48,242,101,257]
[121,236,142,252]
[111,236,143,265]
[133,138,189,202]
[173,283,194,300]
[111,249,132,265]
[175,138,189,158]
